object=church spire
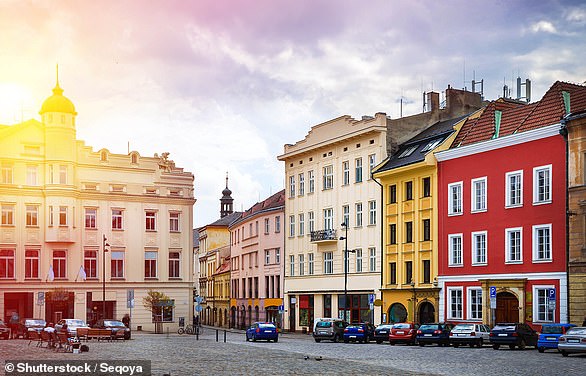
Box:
[220,172,234,218]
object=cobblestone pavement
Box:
[1,327,584,376]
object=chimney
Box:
[427,92,440,112]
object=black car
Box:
[489,323,538,350]
[94,319,131,340]
[15,318,46,339]
[416,323,454,347]
[0,319,10,340]
[374,324,393,344]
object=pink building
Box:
[229,190,285,329]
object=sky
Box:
[1,0,585,228]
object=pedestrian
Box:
[122,313,130,328]
[9,311,19,339]
[582,315,586,327]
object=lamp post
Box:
[339,222,355,322]
[410,280,417,324]
[102,234,109,320]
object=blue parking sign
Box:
[548,288,556,302]
[489,286,497,298]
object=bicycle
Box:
[177,324,203,335]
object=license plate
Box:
[397,331,404,334]
[379,331,387,334]
[498,334,508,337]
[546,337,556,341]
[567,339,579,343]
[424,334,432,337]
[350,335,356,338]
[265,330,273,333]
[458,334,467,337]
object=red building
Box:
[435,81,586,328]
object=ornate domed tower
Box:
[220,173,234,218]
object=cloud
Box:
[529,20,558,34]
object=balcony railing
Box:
[310,229,337,242]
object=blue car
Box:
[343,323,376,343]
[245,322,278,342]
[537,323,576,353]
[416,323,454,347]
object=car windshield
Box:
[393,323,411,329]
[346,325,361,329]
[566,328,586,335]
[26,320,46,326]
[259,323,276,329]
[454,324,474,331]
[104,321,124,327]
[316,321,332,328]
[67,320,86,327]
[377,325,392,330]
[419,324,439,330]
[542,325,564,334]
[493,325,516,331]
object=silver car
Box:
[54,319,90,337]
[449,323,491,348]
[558,326,586,357]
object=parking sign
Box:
[489,286,497,298]
[548,288,556,302]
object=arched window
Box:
[100,150,108,162]
[131,152,138,164]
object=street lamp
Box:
[339,222,355,322]
[102,234,110,320]
[410,279,417,323]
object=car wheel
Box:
[469,343,475,348]
[538,347,544,353]
[376,340,382,344]
[453,343,459,348]
[509,344,516,350]
[419,343,425,347]
[518,339,526,350]
[561,350,568,357]
[390,342,395,346]
[477,338,483,348]
[493,344,500,350]
[344,339,349,343]
[314,338,321,343]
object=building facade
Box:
[229,190,285,329]
[0,78,195,331]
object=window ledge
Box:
[145,277,159,280]
[505,204,523,209]
[471,209,487,214]
[448,264,464,268]
[505,261,523,265]
[111,277,125,280]
[532,259,552,263]
[471,263,488,267]
[448,212,464,217]
[533,200,552,206]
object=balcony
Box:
[310,229,338,243]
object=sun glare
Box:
[0,83,35,124]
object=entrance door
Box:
[418,302,435,324]
[289,298,296,332]
[496,292,519,323]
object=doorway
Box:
[388,303,407,323]
[496,292,519,323]
[418,301,435,324]
[289,298,296,332]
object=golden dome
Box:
[39,83,77,115]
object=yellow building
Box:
[0,76,195,332]
[373,113,480,324]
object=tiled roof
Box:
[231,189,285,226]
[206,211,243,227]
[453,81,586,147]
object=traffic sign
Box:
[195,305,203,312]
[195,296,203,304]
[490,298,496,309]
[278,305,284,311]
[548,288,556,302]
[368,294,375,304]
[489,286,497,298]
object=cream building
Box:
[0,77,195,332]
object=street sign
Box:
[368,294,375,305]
[489,286,497,298]
[195,296,203,304]
[195,305,203,312]
[548,288,556,302]
[278,304,284,311]
[490,297,496,309]
[37,292,45,306]
[127,289,135,308]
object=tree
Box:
[142,290,170,333]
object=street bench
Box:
[86,328,113,341]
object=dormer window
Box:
[130,152,139,165]
[100,150,108,162]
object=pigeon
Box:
[303,355,309,360]
[315,356,323,361]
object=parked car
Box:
[417,323,453,347]
[245,322,278,342]
[343,323,376,343]
[489,323,538,350]
[15,318,46,339]
[313,319,348,343]
[449,323,491,348]
[558,326,586,357]
[0,319,10,340]
[537,323,576,353]
[389,323,419,345]
[93,319,131,340]
[54,319,90,337]
[374,324,393,344]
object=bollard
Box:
[223,330,226,343]
[166,326,169,338]
[216,329,219,342]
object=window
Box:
[275,248,280,263]
[471,177,487,212]
[368,201,376,225]
[422,139,442,152]
[298,213,305,236]
[289,255,295,276]
[289,175,295,197]
[112,209,123,230]
[533,224,552,262]
[405,181,413,200]
[169,212,180,232]
[308,170,315,193]
[26,205,38,226]
[84,250,98,279]
[405,261,412,284]
[448,182,463,215]
[535,287,555,322]
[355,248,363,272]
[422,260,430,283]
[505,228,522,263]
[469,288,483,320]
[59,206,67,226]
[1,165,13,184]
[275,216,281,233]
[169,252,180,278]
[324,252,333,274]
[308,212,315,233]
[26,165,37,185]
[342,205,349,227]
[472,231,487,265]
[85,208,97,229]
[533,165,552,204]
[423,177,431,197]
[398,145,417,158]
[49,206,53,226]
[342,161,350,185]
[389,224,397,244]
[59,165,67,185]
[389,185,397,203]
[299,254,305,276]
[308,253,314,275]
[144,251,158,278]
[405,222,413,243]
[389,262,397,284]
[448,234,463,266]
[153,300,175,323]
[1,205,14,225]
[323,165,333,190]
[264,218,270,234]
[369,247,376,272]
[111,251,125,278]
[145,210,156,231]
[323,208,333,230]
[449,288,463,319]
[0,249,15,279]
[355,158,363,183]
[299,173,305,196]
[25,249,39,279]
[53,250,66,279]
[506,170,523,207]
[355,203,363,227]
[368,154,376,174]
[265,250,270,265]
[289,215,295,237]
[423,219,431,241]
[131,153,138,164]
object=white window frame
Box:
[368,154,376,175]
[533,285,555,323]
[1,205,14,225]
[323,208,333,230]
[112,209,123,230]
[448,234,463,267]
[355,203,363,227]
[275,216,281,233]
[298,213,305,236]
[85,208,97,229]
[289,255,295,276]
[265,249,270,265]
[355,157,363,183]
[275,248,280,263]
[298,254,305,276]
[505,170,523,208]
[168,251,180,279]
[471,177,487,213]
[355,248,363,273]
[447,287,463,320]
[26,205,38,227]
[324,252,333,274]
[532,224,552,262]
[169,212,180,232]
[145,210,157,231]
[471,231,487,266]
[289,175,295,197]
[368,200,376,225]
[323,165,333,190]
[298,173,305,196]
[468,288,483,320]
[308,211,315,233]
[59,206,67,226]
[264,218,270,234]
[1,165,13,184]
[505,227,523,263]
[308,253,314,275]
[289,215,295,237]
[308,170,315,193]
[26,165,37,186]
[59,165,67,185]
[369,247,376,272]
[342,161,350,185]
[448,181,463,216]
[111,251,125,278]
[144,250,158,278]
[533,165,552,205]
[342,205,349,227]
